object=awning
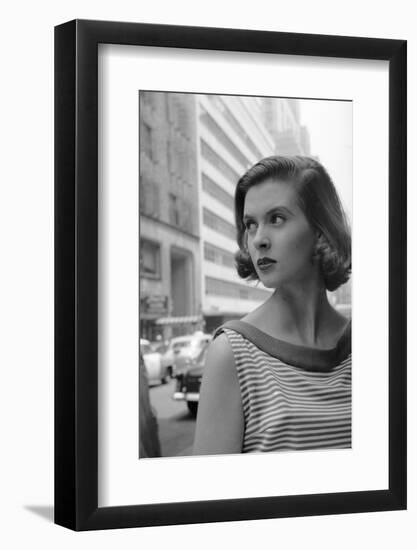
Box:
[155,315,203,326]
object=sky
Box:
[299,99,353,223]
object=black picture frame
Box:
[55,19,407,531]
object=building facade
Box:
[196,95,276,332]
[262,97,311,156]
[139,92,202,340]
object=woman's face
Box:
[243,178,318,290]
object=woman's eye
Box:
[245,220,257,231]
[271,214,285,225]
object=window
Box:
[204,242,235,268]
[169,193,180,227]
[200,140,240,184]
[202,173,234,211]
[139,176,160,218]
[200,106,250,169]
[207,96,264,159]
[203,242,217,262]
[141,122,153,160]
[203,208,236,240]
[205,276,270,301]
[140,91,158,111]
[140,239,161,279]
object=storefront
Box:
[155,315,204,339]
[140,295,169,341]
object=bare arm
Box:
[193,333,244,455]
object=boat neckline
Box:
[216,319,351,371]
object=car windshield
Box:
[140,343,152,355]
[173,339,192,351]
[190,340,206,350]
[195,344,209,363]
[153,343,168,354]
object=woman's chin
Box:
[262,282,276,289]
[257,273,279,289]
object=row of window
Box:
[200,106,251,170]
[140,121,154,160]
[205,276,270,301]
[201,173,234,211]
[140,239,161,279]
[140,239,236,281]
[139,177,160,219]
[207,95,264,160]
[200,139,240,185]
[167,130,195,184]
[141,238,237,278]
[166,93,193,136]
[203,241,235,268]
[141,91,193,135]
[168,193,194,233]
[140,176,195,234]
[141,120,195,186]
[140,238,270,303]
[140,91,160,111]
[203,208,236,241]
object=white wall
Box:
[1,1,415,548]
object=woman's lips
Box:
[257,258,276,272]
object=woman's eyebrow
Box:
[266,205,294,216]
[243,205,294,220]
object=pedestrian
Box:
[193,156,351,455]
[139,353,162,458]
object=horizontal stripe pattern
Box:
[222,328,352,453]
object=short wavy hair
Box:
[234,156,351,292]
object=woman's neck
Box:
[246,279,346,348]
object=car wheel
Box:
[187,402,198,417]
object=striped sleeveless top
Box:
[214,320,351,453]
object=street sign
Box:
[141,295,169,315]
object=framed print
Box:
[54,20,406,530]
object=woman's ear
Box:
[312,233,327,265]
[243,231,249,252]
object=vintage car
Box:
[172,340,210,417]
[162,331,212,378]
[140,338,170,385]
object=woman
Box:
[193,156,351,455]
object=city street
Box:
[149,378,197,457]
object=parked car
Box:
[161,332,212,378]
[172,337,211,417]
[140,338,170,385]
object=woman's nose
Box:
[253,228,270,249]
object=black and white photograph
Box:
[53,18,406,532]
[139,91,352,459]
[0,0,412,543]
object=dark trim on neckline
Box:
[215,319,351,371]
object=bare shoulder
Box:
[193,332,244,455]
[206,332,234,365]
[201,333,237,392]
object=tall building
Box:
[262,97,311,156]
[196,94,276,332]
[139,92,202,340]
